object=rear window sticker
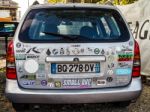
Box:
[35,80,41,85]
[38,64,45,71]
[101,49,105,55]
[37,73,46,79]
[118,62,132,68]
[116,68,132,75]
[22,80,35,86]
[106,77,113,82]
[41,80,47,86]
[116,76,129,83]
[94,48,100,54]
[16,42,21,48]
[66,48,70,55]
[24,59,39,73]
[16,48,26,53]
[55,81,61,88]
[60,48,65,55]
[20,74,36,80]
[47,82,54,87]
[108,63,115,69]
[18,67,23,73]
[72,48,80,55]
[62,79,92,87]
[118,54,133,61]
[52,49,58,55]
[80,48,84,53]
[122,45,132,51]
[107,70,114,75]
[16,54,26,60]
[87,47,93,52]
[129,41,133,46]
[26,55,39,59]
[26,47,43,54]
[46,49,51,56]
[97,80,106,86]
[107,55,115,62]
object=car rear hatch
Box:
[14,7,134,89]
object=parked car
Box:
[5,3,142,111]
[0,22,18,56]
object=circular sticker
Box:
[24,59,39,74]
[16,43,21,48]
[108,55,114,62]
[94,48,100,54]
[41,80,47,86]
[129,41,133,46]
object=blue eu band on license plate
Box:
[51,63,100,74]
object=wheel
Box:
[12,103,29,111]
[113,101,131,107]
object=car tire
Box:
[12,103,29,111]
[113,101,131,107]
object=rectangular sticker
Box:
[116,68,132,75]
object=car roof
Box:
[30,3,117,10]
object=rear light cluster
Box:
[132,40,141,77]
[6,40,17,79]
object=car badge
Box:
[52,49,58,55]
[73,58,79,62]
[94,48,100,54]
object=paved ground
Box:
[0,72,150,112]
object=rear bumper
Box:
[5,77,142,104]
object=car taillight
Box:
[6,40,17,79]
[132,40,141,77]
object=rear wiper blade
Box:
[42,32,76,41]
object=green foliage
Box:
[99,0,138,5]
[47,0,138,4]
[47,0,64,3]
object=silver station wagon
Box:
[5,3,142,111]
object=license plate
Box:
[51,63,100,74]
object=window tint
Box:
[19,9,130,43]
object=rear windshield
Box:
[19,8,130,43]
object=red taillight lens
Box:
[132,40,141,77]
[6,40,16,79]
[6,68,17,79]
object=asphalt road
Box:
[0,72,150,112]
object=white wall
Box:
[118,0,150,76]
